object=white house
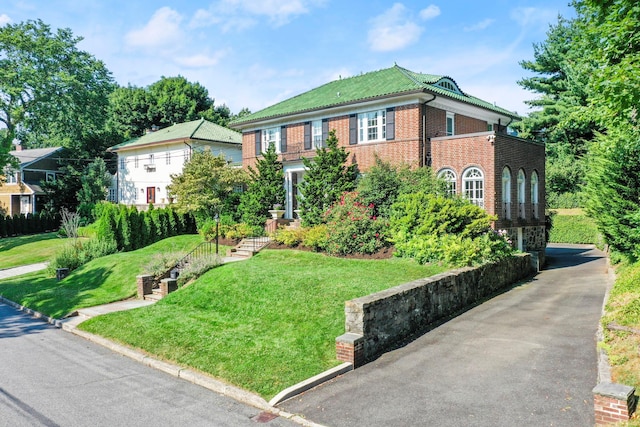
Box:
[108,118,242,208]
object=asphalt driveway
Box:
[280,244,610,426]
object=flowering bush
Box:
[323,192,390,255]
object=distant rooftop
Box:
[109,118,241,151]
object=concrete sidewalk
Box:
[280,244,610,426]
[0,262,48,279]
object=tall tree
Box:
[298,130,358,226]
[0,19,115,164]
[76,158,112,221]
[238,144,285,227]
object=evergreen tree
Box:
[298,130,358,226]
[238,144,285,227]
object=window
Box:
[4,169,17,184]
[358,109,386,143]
[134,156,139,168]
[312,120,323,148]
[166,152,171,165]
[531,171,539,219]
[262,127,281,153]
[502,167,511,219]
[438,169,457,196]
[46,172,56,183]
[487,123,494,131]
[446,112,455,136]
[149,154,155,164]
[183,149,190,164]
[517,169,526,218]
[463,167,484,208]
[119,157,125,170]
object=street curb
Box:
[269,362,353,406]
[0,296,333,426]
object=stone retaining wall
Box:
[336,254,533,365]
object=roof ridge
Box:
[190,117,206,139]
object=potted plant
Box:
[268,203,285,219]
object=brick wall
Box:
[593,383,637,425]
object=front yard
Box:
[78,249,446,399]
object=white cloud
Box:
[368,3,423,52]
[510,7,557,29]
[176,50,229,68]
[464,18,495,32]
[0,14,11,26]
[419,5,440,20]
[190,0,326,30]
[125,7,184,49]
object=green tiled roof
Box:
[109,118,241,151]
[230,65,519,126]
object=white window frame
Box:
[531,171,539,219]
[446,112,455,136]
[119,157,125,170]
[184,149,190,164]
[517,169,526,218]
[5,169,18,184]
[358,109,386,143]
[437,168,457,196]
[149,153,155,165]
[502,167,511,220]
[134,156,139,168]
[166,151,171,165]
[312,120,323,148]
[463,167,484,208]
[262,127,281,153]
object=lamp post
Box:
[214,211,220,255]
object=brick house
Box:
[229,65,545,253]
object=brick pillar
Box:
[336,333,365,368]
[136,274,154,299]
[159,278,178,297]
[593,383,637,425]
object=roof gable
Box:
[8,146,63,169]
[109,118,241,152]
[230,65,519,127]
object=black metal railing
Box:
[175,241,216,270]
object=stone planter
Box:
[268,209,285,219]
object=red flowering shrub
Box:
[324,192,390,255]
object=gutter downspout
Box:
[422,94,437,168]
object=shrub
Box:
[177,255,222,286]
[323,192,390,255]
[302,225,328,251]
[548,213,603,245]
[223,222,264,240]
[47,237,118,274]
[142,252,186,280]
[270,226,306,246]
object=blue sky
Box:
[2,1,575,117]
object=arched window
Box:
[517,169,526,218]
[502,167,512,219]
[463,167,484,208]
[531,171,539,219]
[438,168,457,196]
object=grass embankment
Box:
[601,262,640,397]
[79,250,446,399]
[548,209,603,245]
[0,234,204,318]
[0,233,67,269]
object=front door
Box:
[146,187,156,204]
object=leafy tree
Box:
[76,158,112,221]
[238,144,285,227]
[298,130,358,226]
[0,19,115,166]
[358,156,447,218]
[107,76,238,139]
[167,151,248,223]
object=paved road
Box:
[0,303,298,427]
[280,244,610,426]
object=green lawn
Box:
[79,249,446,399]
[0,233,68,269]
[0,234,204,318]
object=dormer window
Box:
[435,78,463,95]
